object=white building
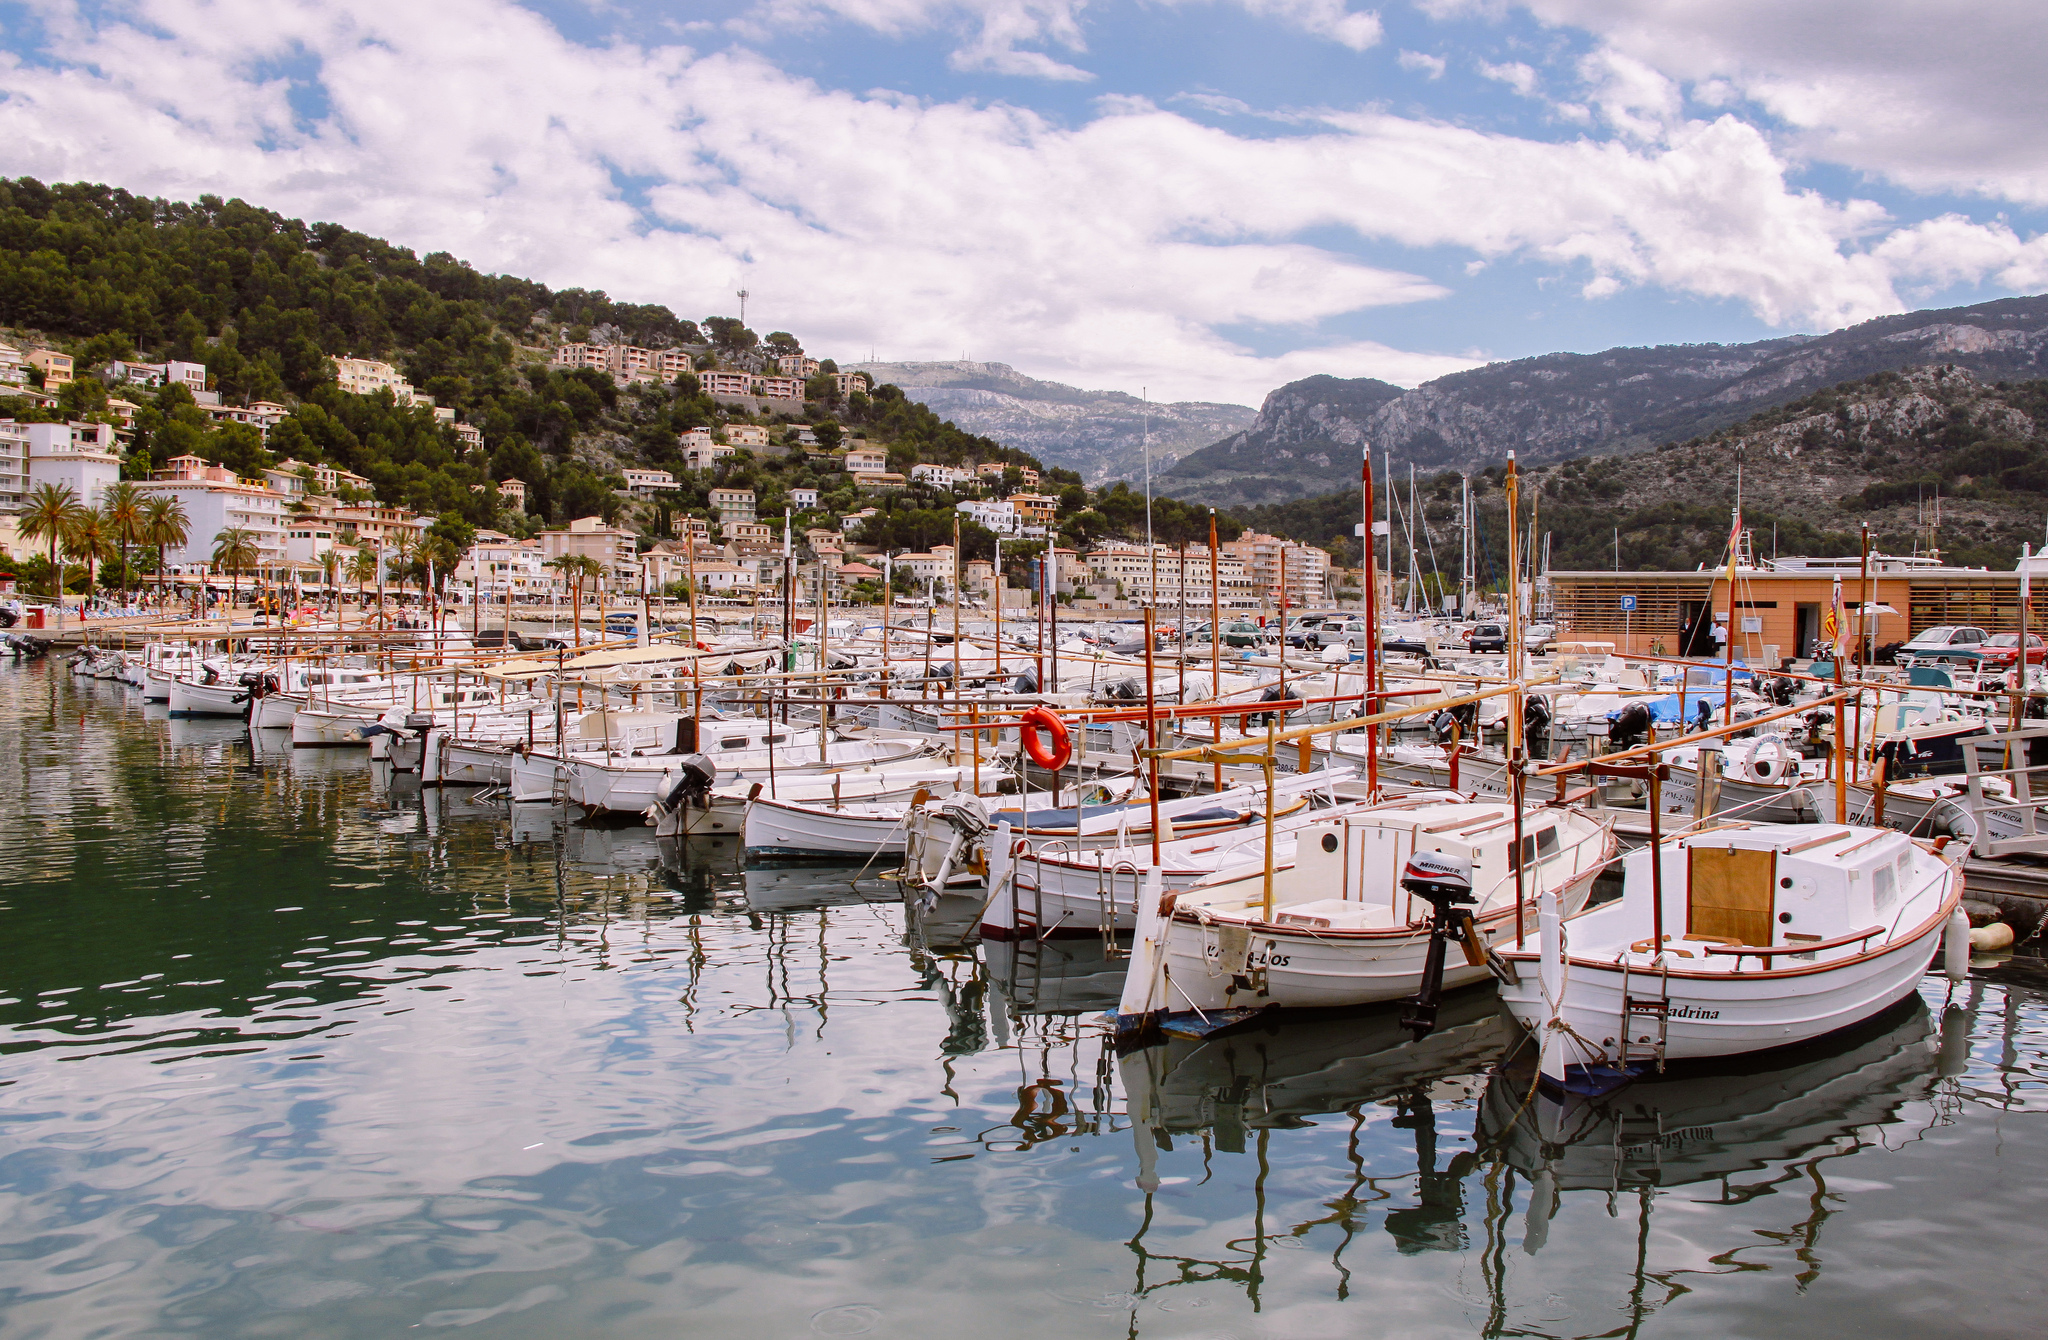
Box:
[457,532,549,601]
[0,420,29,510]
[725,424,770,448]
[621,469,678,495]
[0,343,24,388]
[843,448,889,473]
[956,498,1018,536]
[102,360,207,393]
[332,356,430,406]
[790,488,819,510]
[27,422,124,509]
[913,463,976,490]
[140,455,289,568]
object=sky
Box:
[1,1,2046,406]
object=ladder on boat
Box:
[1617,957,1672,1072]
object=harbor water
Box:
[5,660,2048,1338]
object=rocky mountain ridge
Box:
[1162,294,2048,507]
[848,360,1255,485]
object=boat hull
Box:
[742,799,910,858]
[168,676,253,719]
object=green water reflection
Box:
[3,660,2047,1339]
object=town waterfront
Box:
[4,659,2048,1339]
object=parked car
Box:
[1895,625,1991,668]
[1285,616,1332,649]
[1221,620,1265,647]
[1981,632,2047,669]
[1466,623,1508,654]
[1318,618,1373,651]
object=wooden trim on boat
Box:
[1784,828,1853,853]
[1704,925,1883,958]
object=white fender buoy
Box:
[1970,920,2016,952]
[1945,909,1971,981]
[1115,865,1170,1034]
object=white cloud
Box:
[1398,49,1447,78]
[1228,0,1384,52]
[1514,0,2048,202]
[1476,58,1539,97]
[0,0,2036,408]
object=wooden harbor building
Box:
[1547,554,2034,662]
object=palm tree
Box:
[211,526,261,612]
[63,507,118,606]
[547,554,605,647]
[348,547,378,610]
[140,496,191,610]
[101,481,145,612]
[388,531,418,607]
[20,483,84,603]
[319,548,341,606]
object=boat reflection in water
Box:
[1479,994,1940,1201]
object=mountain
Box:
[1166,294,2048,507]
[1235,363,2048,578]
[847,360,1255,485]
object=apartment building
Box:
[621,469,678,495]
[1223,530,1331,608]
[853,472,906,492]
[721,521,774,544]
[1008,492,1059,535]
[332,356,427,404]
[141,455,289,568]
[694,371,804,402]
[538,516,639,586]
[552,343,696,385]
[975,461,1040,488]
[0,343,23,388]
[709,487,756,524]
[829,372,870,400]
[775,354,820,379]
[1078,542,1260,608]
[0,420,27,510]
[26,349,72,385]
[456,532,549,601]
[843,448,889,474]
[725,424,770,448]
[27,422,123,509]
[323,503,429,555]
[790,487,819,509]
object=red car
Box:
[1981,632,2047,667]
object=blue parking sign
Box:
[1618,595,1637,612]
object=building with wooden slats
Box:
[1548,555,2031,661]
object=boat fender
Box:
[1970,921,2015,953]
[1945,908,1972,981]
[1019,706,1072,771]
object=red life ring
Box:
[1019,705,1072,771]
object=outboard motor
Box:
[1608,701,1652,752]
[1766,675,1798,707]
[1253,683,1295,727]
[1396,851,1480,1039]
[1523,694,1552,760]
[1691,697,1714,734]
[646,753,719,834]
[1429,700,1477,745]
[921,792,993,904]
[1106,678,1143,701]
[1011,665,1040,696]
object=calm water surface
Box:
[4,660,2048,1338]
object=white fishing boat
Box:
[166,662,270,718]
[251,663,395,729]
[1497,822,1966,1084]
[649,762,1004,838]
[561,735,936,814]
[742,796,920,858]
[1113,798,1614,1034]
[987,771,1401,940]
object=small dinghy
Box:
[1497,821,1967,1088]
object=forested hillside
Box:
[0,178,1088,552]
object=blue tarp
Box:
[1613,691,1732,726]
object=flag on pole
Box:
[1823,575,1846,656]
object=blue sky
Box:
[1,0,2044,404]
